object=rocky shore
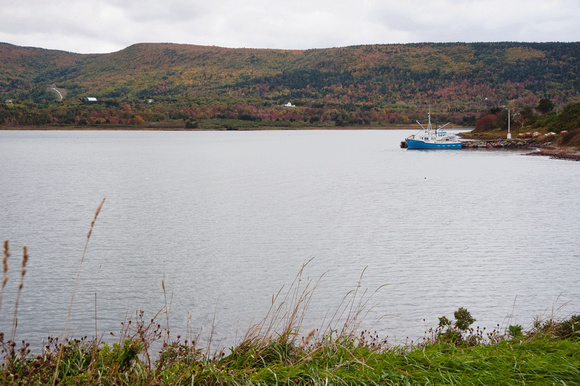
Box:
[526,149,580,161]
[461,139,580,161]
[461,139,536,149]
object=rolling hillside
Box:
[0,42,579,128]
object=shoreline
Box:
[3,125,577,160]
[461,139,580,161]
[0,123,463,131]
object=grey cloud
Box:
[0,0,578,54]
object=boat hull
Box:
[405,138,462,149]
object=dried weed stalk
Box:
[0,240,9,315]
[53,198,105,385]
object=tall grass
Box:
[0,255,578,384]
[53,197,105,385]
[1,242,29,386]
[0,200,578,384]
[0,241,9,315]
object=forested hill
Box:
[1,42,579,127]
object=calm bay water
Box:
[0,129,578,350]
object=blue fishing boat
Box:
[401,113,462,149]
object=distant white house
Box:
[84,97,97,102]
[5,99,13,105]
[283,102,295,107]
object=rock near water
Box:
[461,139,580,161]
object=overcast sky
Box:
[1,0,579,54]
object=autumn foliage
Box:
[474,114,498,132]
[0,42,579,129]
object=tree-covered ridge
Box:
[1,42,579,107]
[0,42,579,132]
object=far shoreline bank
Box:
[0,123,465,131]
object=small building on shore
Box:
[84,97,98,102]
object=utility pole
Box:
[501,105,512,139]
[507,108,511,139]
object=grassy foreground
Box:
[1,201,579,384]
[1,308,578,385]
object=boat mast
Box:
[428,110,433,139]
